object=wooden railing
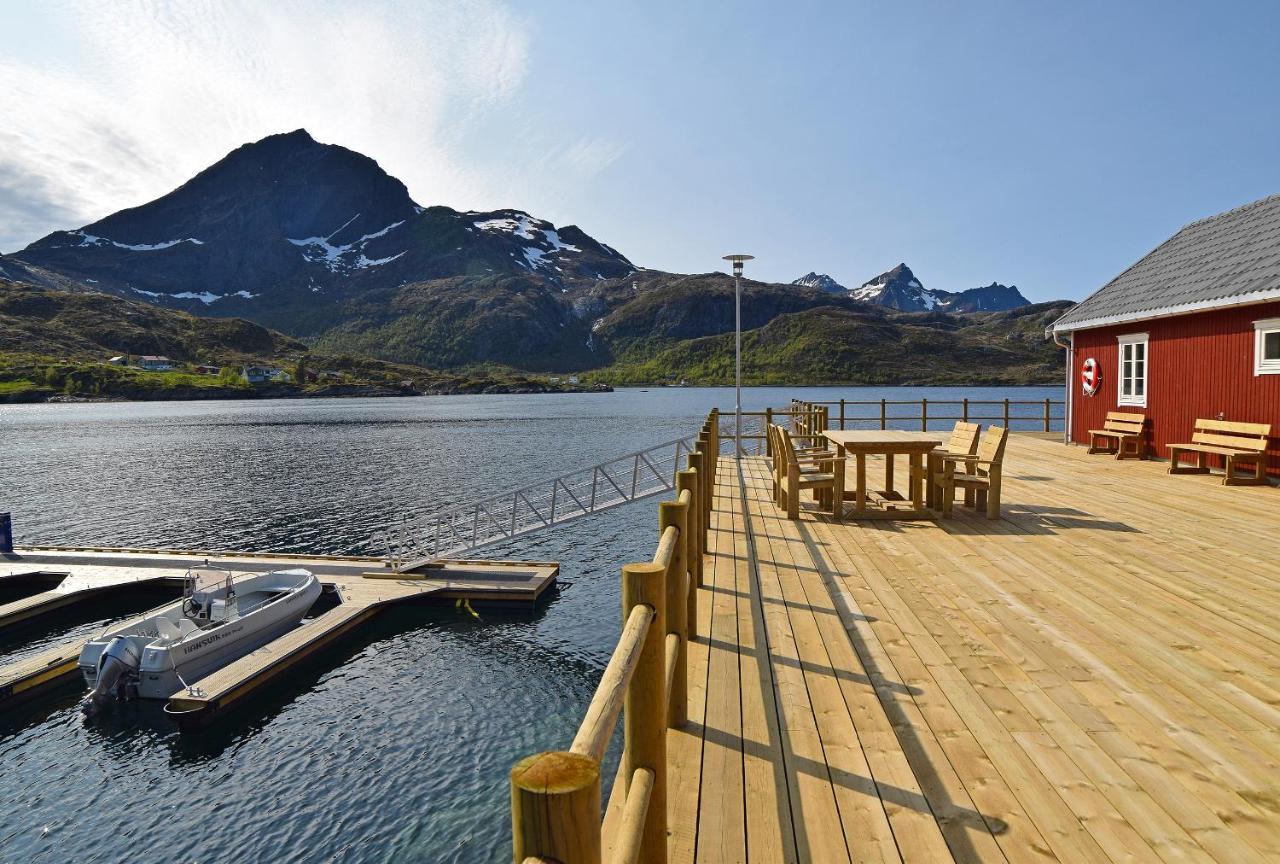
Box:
[790,397,1065,433]
[510,410,718,864]
[707,398,1064,455]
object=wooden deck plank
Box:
[743,459,956,863]
[743,464,895,862]
[693,472,749,864]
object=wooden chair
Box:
[773,425,844,520]
[931,425,1009,519]
[1087,411,1148,459]
[1167,419,1272,486]
[925,421,981,509]
[768,424,835,506]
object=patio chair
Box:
[925,421,981,509]
[773,425,844,520]
[931,425,1009,519]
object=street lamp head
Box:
[722,253,754,276]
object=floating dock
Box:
[0,547,556,726]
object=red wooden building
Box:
[1049,193,1280,477]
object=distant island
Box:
[0,129,1074,398]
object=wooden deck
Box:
[627,434,1280,863]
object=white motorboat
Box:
[79,564,321,714]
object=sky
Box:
[1,0,1278,302]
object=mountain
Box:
[7,130,1065,384]
[935,282,1030,313]
[11,130,634,335]
[0,278,304,361]
[594,298,1074,386]
[791,272,846,293]
[848,263,938,310]
[848,263,1030,313]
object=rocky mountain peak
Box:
[791,272,847,293]
[849,263,933,310]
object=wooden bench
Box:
[1087,411,1148,459]
[1167,419,1273,486]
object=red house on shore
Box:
[1049,193,1280,478]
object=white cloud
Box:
[0,0,622,251]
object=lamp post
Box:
[722,254,754,460]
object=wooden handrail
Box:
[611,768,655,864]
[571,603,656,762]
[652,525,677,571]
[511,411,715,864]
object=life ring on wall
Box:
[1080,357,1100,396]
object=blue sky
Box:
[2,1,1278,301]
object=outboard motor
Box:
[82,637,141,716]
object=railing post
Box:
[622,562,668,864]
[676,468,700,629]
[1044,398,1051,432]
[839,398,846,430]
[921,398,928,432]
[1003,398,1011,428]
[880,398,887,430]
[764,407,773,456]
[688,451,707,580]
[660,495,689,728]
[962,398,969,423]
[511,750,601,864]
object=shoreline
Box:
[0,380,615,404]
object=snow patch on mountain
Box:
[288,216,406,273]
[72,231,205,251]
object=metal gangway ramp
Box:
[379,434,702,564]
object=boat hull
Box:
[79,569,321,702]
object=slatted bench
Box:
[1167,419,1273,486]
[1087,411,1148,459]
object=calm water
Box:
[0,386,1059,863]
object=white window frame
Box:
[1116,332,1148,407]
[1254,318,1280,376]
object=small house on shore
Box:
[136,355,174,371]
[243,365,287,384]
[1049,193,1279,476]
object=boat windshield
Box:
[187,567,232,598]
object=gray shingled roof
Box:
[1051,193,1280,334]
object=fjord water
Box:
[0,387,1059,863]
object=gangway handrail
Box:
[376,433,701,564]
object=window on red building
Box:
[1117,333,1148,406]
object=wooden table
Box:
[822,430,943,519]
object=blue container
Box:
[0,513,11,554]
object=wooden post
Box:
[511,750,601,864]
[839,398,845,430]
[688,451,707,565]
[1044,398,1051,432]
[676,468,700,627]
[962,398,969,423]
[880,398,887,430]
[1003,398,1011,428]
[622,562,667,864]
[764,407,773,456]
[659,496,689,728]
[921,398,928,432]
